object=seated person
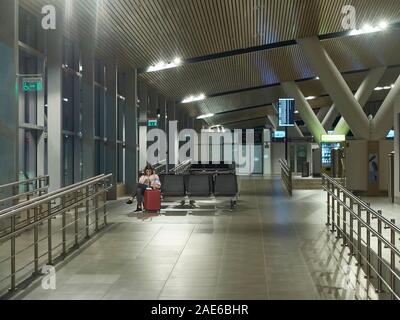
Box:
[126,165,161,212]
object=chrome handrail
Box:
[171,159,192,175]
[279,159,292,196]
[0,176,50,208]
[0,176,49,191]
[322,174,400,234]
[322,173,400,300]
[0,175,105,217]
[0,174,113,298]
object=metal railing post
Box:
[33,206,39,274]
[336,188,342,239]
[94,184,99,232]
[326,179,331,226]
[390,219,396,300]
[85,186,90,238]
[74,192,79,247]
[356,203,363,266]
[10,215,16,292]
[342,193,347,246]
[47,201,53,265]
[61,196,67,257]
[103,184,107,226]
[366,209,372,284]
[349,197,355,256]
[331,185,336,233]
[376,210,383,294]
[26,193,31,224]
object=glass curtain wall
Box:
[18,7,46,184]
[117,95,126,184]
[94,59,107,176]
[62,38,82,186]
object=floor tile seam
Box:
[256,179,271,300]
[213,183,237,300]
[99,224,165,298]
[289,190,328,298]
[156,224,196,300]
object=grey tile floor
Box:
[18,176,394,300]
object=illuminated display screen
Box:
[321,143,341,168]
[387,130,395,139]
[273,131,286,139]
[278,98,295,127]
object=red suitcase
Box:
[144,189,161,212]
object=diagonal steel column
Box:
[268,104,279,129]
[372,74,400,140]
[281,82,326,143]
[322,105,338,130]
[334,67,386,135]
[298,37,370,139]
[316,107,330,122]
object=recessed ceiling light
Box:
[147,58,182,73]
[305,96,317,100]
[374,84,394,91]
[182,94,206,104]
[197,113,214,120]
[349,21,389,36]
[379,21,388,29]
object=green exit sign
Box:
[23,77,43,92]
[148,119,158,127]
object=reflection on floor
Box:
[16,176,390,300]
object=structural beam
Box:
[81,35,95,180]
[47,15,63,191]
[322,105,338,130]
[316,107,330,122]
[298,37,370,139]
[105,59,118,200]
[281,82,326,143]
[394,96,400,203]
[334,67,386,135]
[125,69,138,194]
[0,0,18,185]
[372,74,400,140]
[290,125,305,138]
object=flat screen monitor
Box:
[321,142,341,168]
[278,98,295,127]
[387,130,395,139]
[273,131,286,139]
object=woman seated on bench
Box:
[126,164,161,212]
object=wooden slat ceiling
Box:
[19,0,400,128]
[20,0,400,67]
[141,29,400,101]
[192,66,400,126]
